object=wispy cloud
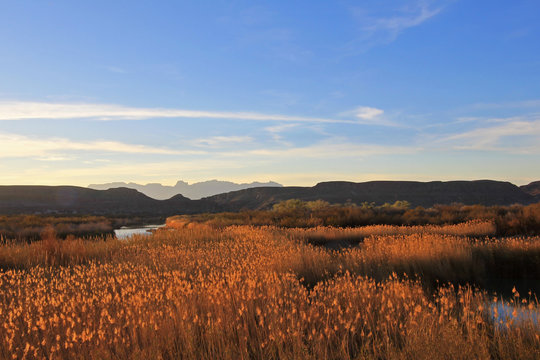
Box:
[339,106,402,126]
[435,116,540,153]
[35,156,75,162]
[352,106,384,120]
[0,101,360,124]
[0,132,200,158]
[264,123,299,134]
[246,140,419,159]
[363,3,441,38]
[193,136,253,147]
[0,158,249,186]
[347,1,445,51]
[263,123,299,143]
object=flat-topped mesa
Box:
[206,180,537,210]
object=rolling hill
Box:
[0,186,212,215]
[204,180,537,210]
[521,181,540,200]
[0,180,537,215]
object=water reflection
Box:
[114,225,164,240]
[488,302,539,329]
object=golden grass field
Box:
[0,222,539,359]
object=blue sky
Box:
[0,0,539,186]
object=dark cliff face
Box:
[0,180,537,216]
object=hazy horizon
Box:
[1,1,539,186]
[0,176,535,188]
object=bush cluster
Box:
[172,201,540,235]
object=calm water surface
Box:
[488,302,539,329]
[114,225,165,240]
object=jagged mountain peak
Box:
[88,180,283,200]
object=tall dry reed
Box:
[0,223,538,359]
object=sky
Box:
[0,0,539,187]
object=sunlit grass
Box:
[0,223,538,359]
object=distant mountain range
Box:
[0,180,538,216]
[88,180,283,200]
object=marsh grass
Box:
[289,220,496,248]
[0,227,120,270]
[0,223,538,359]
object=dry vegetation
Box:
[170,201,540,236]
[0,223,539,359]
[0,216,114,241]
[0,215,165,242]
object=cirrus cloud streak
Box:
[0,132,201,158]
[0,101,359,124]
